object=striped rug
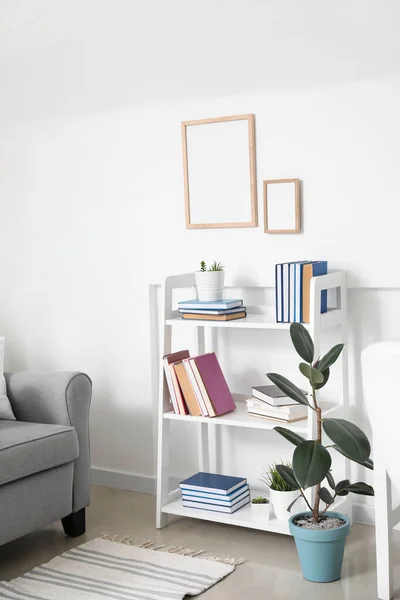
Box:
[0,537,236,599]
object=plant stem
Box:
[319,494,337,518]
[311,381,323,521]
[299,488,313,513]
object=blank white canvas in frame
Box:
[266,182,297,231]
[185,119,252,225]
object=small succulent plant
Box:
[251,496,269,504]
[198,261,224,272]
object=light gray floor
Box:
[0,485,398,599]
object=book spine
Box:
[283,263,290,322]
[168,363,188,415]
[275,264,283,322]
[183,359,208,416]
[163,359,179,414]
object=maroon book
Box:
[193,353,236,417]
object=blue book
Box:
[181,483,249,502]
[180,472,247,495]
[275,264,283,322]
[178,299,243,311]
[182,488,250,507]
[178,306,244,316]
[182,495,250,513]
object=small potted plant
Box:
[267,323,374,583]
[251,496,270,521]
[261,462,302,520]
[195,261,225,302]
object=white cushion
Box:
[362,341,400,492]
[0,337,15,420]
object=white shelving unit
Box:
[156,271,350,535]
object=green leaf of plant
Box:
[326,470,336,490]
[290,323,314,363]
[315,368,330,390]
[275,465,300,490]
[331,445,374,470]
[299,363,324,384]
[323,418,371,463]
[335,479,351,496]
[317,344,344,372]
[273,427,307,447]
[293,441,332,489]
[343,482,375,496]
[319,487,334,505]
[267,373,310,406]
[287,494,302,512]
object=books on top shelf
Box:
[163,351,236,417]
[275,261,328,324]
[180,472,250,513]
[177,299,247,322]
[247,384,308,423]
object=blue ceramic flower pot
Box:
[289,511,350,583]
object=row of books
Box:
[246,384,308,423]
[180,472,250,514]
[275,260,328,323]
[163,350,236,416]
[177,298,247,322]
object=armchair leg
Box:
[62,508,86,538]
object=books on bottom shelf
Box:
[177,299,247,322]
[180,473,250,514]
[163,351,236,417]
[275,260,328,323]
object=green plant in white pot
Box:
[195,261,225,301]
[267,323,374,583]
[261,462,303,520]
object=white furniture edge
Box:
[155,271,351,534]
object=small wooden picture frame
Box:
[263,178,300,233]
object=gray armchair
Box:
[0,372,92,547]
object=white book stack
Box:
[247,384,308,423]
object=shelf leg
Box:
[156,418,170,529]
[198,422,210,472]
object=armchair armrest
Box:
[5,371,92,512]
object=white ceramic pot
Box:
[270,489,301,521]
[251,501,270,522]
[195,270,225,302]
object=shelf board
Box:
[161,495,290,534]
[164,397,339,432]
[166,309,341,330]
[164,399,309,433]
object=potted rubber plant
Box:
[261,462,301,520]
[195,261,225,301]
[267,323,374,583]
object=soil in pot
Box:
[293,515,346,530]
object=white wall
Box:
[1,75,400,522]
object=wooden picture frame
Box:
[263,178,301,233]
[181,114,257,229]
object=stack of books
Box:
[163,351,236,417]
[177,299,247,322]
[180,472,250,514]
[247,384,308,423]
[275,260,328,323]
